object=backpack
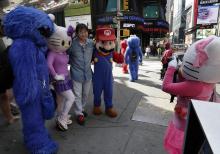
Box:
[131,50,137,62]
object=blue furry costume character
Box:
[3,6,58,154]
[124,35,142,82]
[92,28,124,118]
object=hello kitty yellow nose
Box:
[64,45,69,48]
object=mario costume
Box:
[124,35,143,82]
[120,39,128,73]
[162,35,220,154]
[3,6,58,154]
[92,28,124,118]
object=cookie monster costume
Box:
[124,35,142,82]
[3,6,58,154]
[92,27,124,118]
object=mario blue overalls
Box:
[92,48,113,109]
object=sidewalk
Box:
[0,57,211,154]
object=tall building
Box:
[90,0,169,49]
[169,0,220,45]
[169,0,186,44]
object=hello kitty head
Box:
[182,35,220,83]
[47,14,73,53]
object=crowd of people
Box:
[0,6,144,154]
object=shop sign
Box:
[197,5,219,24]
[97,16,114,24]
[96,15,144,24]
[144,20,169,28]
[156,21,169,28]
[196,28,216,39]
[123,15,144,23]
[123,23,135,28]
[199,0,220,5]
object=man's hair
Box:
[75,23,88,35]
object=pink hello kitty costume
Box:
[162,35,220,154]
[47,14,75,131]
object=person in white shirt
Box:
[145,46,151,58]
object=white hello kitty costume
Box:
[47,14,75,130]
[162,35,220,154]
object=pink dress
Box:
[162,66,214,154]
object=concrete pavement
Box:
[0,57,219,154]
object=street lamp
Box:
[116,0,121,53]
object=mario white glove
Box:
[168,56,178,69]
[54,74,65,81]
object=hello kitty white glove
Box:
[54,74,65,81]
[168,56,178,69]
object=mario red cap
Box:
[96,28,116,41]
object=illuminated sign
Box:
[197,5,219,24]
[199,0,220,5]
[196,28,216,39]
[96,15,144,24]
[122,29,130,36]
[123,23,135,28]
[123,0,129,10]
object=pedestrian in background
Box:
[0,22,19,124]
[68,23,94,125]
[145,45,151,58]
[160,43,173,80]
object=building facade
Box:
[90,0,169,49]
[168,0,220,45]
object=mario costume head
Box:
[95,28,116,55]
[92,27,123,118]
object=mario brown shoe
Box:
[93,106,102,115]
[105,108,117,118]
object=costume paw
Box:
[105,107,117,118]
[54,74,65,81]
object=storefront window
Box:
[106,0,117,12]
[143,5,159,18]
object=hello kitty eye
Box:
[101,41,104,44]
[109,42,112,45]
[61,40,65,46]
[69,41,71,45]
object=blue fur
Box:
[125,35,143,81]
[3,6,58,154]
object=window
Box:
[106,0,117,12]
[143,5,159,18]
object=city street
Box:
[0,57,219,154]
[0,57,220,154]
[1,0,220,154]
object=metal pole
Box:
[117,0,121,53]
